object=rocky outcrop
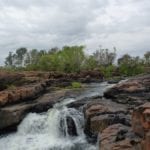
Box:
[104,74,150,107]
[0,71,24,91]
[84,75,150,149]
[84,101,129,136]
[132,102,150,150]
[0,82,47,107]
[0,70,104,107]
[0,90,69,134]
[99,124,142,150]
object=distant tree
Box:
[118,54,131,65]
[39,50,47,56]
[48,47,59,54]
[15,47,27,67]
[144,51,150,66]
[118,54,144,76]
[93,47,116,67]
[5,52,14,67]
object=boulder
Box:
[132,103,150,150]
[100,124,142,150]
[132,102,150,137]
[91,113,131,134]
[84,101,129,137]
[104,75,150,106]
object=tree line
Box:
[4,45,150,77]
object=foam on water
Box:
[0,98,97,150]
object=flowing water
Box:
[0,82,114,150]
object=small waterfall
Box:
[0,98,97,150]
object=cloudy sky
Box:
[0,0,150,65]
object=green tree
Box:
[15,47,27,67]
[118,54,144,76]
[39,53,61,71]
[144,51,150,66]
[60,46,85,73]
[83,55,98,70]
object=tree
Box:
[118,54,131,65]
[48,47,59,54]
[15,47,27,67]
[5,52,15,67]
[5,52,14,67]
[118,54,144,76]
[60,46,85,73]
[83,55,98,70]
[39,52,61,71]
[93,47,116,67]
[144,51,150,66]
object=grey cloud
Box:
[0,0,150,65]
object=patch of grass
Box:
[71,82,82,88]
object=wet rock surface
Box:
[132,102,150,150]
[84,100,130,136]
[100,124,142,150]
[104,74,150,107]
[83,74,150,150]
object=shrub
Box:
[71,82,82,88]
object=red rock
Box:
[0,81,47,107]
[145,131,150,150]
[99,124,142,150]
[132,102,150,137]
[85,103,110,119]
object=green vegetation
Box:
[71,82,82,88]
[4,45,150,77]
[118,54,144,76]
[100,65,116,78]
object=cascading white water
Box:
[0,98,97,150]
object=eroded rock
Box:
[84,101,129,138]
[104,75,150,106]
[0,90,68,134]
[99,124,142,150]
[132,102,150,150]
[0,82,47,107]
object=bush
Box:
[119,64,144,76]
[71,82,82,88]
[100,65,116,78]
